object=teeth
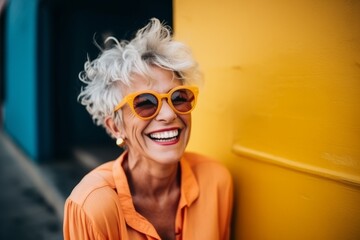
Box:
[150,129,179,140]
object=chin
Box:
[149,148,185,165]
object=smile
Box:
[148,129,180,142]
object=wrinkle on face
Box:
[119,66,192,170]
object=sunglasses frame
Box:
[114,86,199,120]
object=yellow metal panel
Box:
[230,156,360,240]
[174,0,360,239]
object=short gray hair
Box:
[78,18,201,132]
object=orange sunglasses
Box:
[114,86,199,120]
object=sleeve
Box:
[63,199,106,240]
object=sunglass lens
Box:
[171,89,195,113]
[133,93,158,118]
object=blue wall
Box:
[3,0,173,162]
[5,0,39,160]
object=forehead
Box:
[123,66,182,95]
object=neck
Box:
[123,152,181,199]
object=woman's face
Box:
[119,66,192,165]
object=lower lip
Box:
[151,137,180,146]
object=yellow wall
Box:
[174,0,360,239]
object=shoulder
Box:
[67,161,117,206]
[183,151,232,186]
[65,160,124,228]
[183,151,231,175]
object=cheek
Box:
[122,109,139,135]
[180,114,192,137]
[122,110,149,142]
[122,105,137,120]
[181,114,192,127]
[180,115,192,146]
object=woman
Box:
[63,18,233,240]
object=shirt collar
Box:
[112,150,199,237]
[179,154,200,208]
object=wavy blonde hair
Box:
[78,18,202,134]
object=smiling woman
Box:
[63,18,233,240]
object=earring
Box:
[116,138,124,147]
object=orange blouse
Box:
[63,151,233,240]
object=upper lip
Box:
[147,127,180,134]
[146,127,181,138]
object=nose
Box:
[155,99,177,122]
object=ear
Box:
[105,116,123,139]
